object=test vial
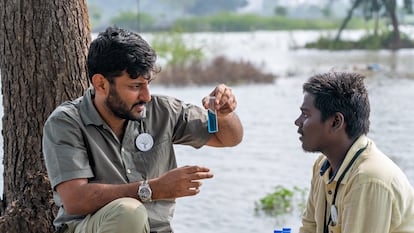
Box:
[207,96,218,133]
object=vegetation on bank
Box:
[150,31,276,86]
[105,11,375,33]
[305,31,414,50]
[343,0,412,48]
[171,13,370,32]
[106,10,414,51]
[153,56,276,86]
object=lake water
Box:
[1,30,414,232]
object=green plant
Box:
[151,30,204,67]
[255,185,308,216]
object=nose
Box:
[294,116,301,127]
[139,85,151,102]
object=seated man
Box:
[295,71,414,233]
[42,26,243,233]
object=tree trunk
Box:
[384,0,401,49]
[374,11,380,36]
[335,0,362,41]
[0,1,90,232]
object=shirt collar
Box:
[79,86,106,127]
[319,135,369,183]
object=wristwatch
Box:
[138,179,152,202]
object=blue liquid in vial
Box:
[207,109,218,133]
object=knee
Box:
[81,198,149,233]
[110,197,148,219]
[106,198,149,231]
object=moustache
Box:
[132,101,147,108]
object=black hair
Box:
[87,26,158,83]
[303,72,370,138]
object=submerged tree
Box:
[335,0,413,48]
[0,0,90,232]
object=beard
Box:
[105,86,146,121]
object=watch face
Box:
[139,187,151,199]
[139,182,152,202]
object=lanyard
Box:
[323,142,368,233]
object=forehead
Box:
[301,92,317,111]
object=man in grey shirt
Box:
[42,26,243,233]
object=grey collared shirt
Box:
[43,87,211,232]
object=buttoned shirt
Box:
[299,135,414,233]
[43,87,211,232]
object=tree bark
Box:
[0,0,90,232]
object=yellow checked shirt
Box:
[299,135,414,233]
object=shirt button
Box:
[328,190,332,195]
[127,169,131,174]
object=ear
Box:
[331,112,345,131]
[91,74,109,95]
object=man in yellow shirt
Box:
[295,72,414,233]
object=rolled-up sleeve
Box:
[42,108,93,189]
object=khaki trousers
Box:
[65,197,150,233]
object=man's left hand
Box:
[202,84,237,117]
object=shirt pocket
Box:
[132,135,175,178]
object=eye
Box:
[132,84,142,89]
[301,111,309,119]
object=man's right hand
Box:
[56,165,214,215]
[149,165,214,200]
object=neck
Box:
[93,98,127,141]
[325,138,356,173]
[110,119,127,141]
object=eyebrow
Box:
[128,80,148,86]
[300,107,311,112]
